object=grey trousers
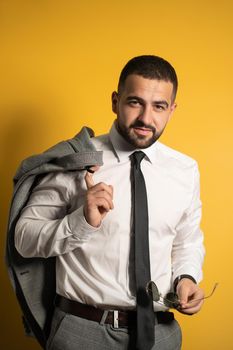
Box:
[46,307,182,350]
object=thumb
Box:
[177,279,194,305]
[178,286,189,304]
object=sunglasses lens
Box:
[147,281,160,302]
[164,292,180,309]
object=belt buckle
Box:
[113,310,119,328]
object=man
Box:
[15,55,205,350]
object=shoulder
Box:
[156,141,198,170]
[154,142,200,193]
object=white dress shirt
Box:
[15,123,205,311]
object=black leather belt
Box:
[55,295,174,328]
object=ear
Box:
[111,91,118,114]
[168,102,177,122]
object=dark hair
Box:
[118,55,178,101]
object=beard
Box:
[116,119,164,149]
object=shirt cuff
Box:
[67,206,101,242]
[172,264,203,286]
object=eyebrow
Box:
[126,96,169,108]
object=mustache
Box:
[130,120,156,132]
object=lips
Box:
[133,127,153,136]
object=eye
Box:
[155,104,166,111]
[128,99,141,106]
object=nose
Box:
[138,104,152,125]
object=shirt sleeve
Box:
[171,163,205,284]
[15,171,99,258]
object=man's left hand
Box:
[176,278,204,314]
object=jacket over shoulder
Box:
[5,126,103,349]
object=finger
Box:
[87,191,114,210]
[179,289,204,309]
[88,182,114,198]
[109,185,114,197]
[177,287,191,304]
[88,197,113,213]
[179,300,204,314]
[85,166,101,189]
[185,288,204,302]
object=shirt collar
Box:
[109,121,158,164]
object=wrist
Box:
[173,274,197,292]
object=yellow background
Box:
[1,0,232,349]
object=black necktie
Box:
[131,151,155,350]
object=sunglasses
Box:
[146,281,218,309]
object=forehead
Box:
[120,74,174,103]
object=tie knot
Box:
[131,151,146,168]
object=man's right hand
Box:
[84,168,114,227]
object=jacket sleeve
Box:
[15,171,99,258]
[171,163,205,284]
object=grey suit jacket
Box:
[6,126,103,348]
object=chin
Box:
[117,123,159,148]
[129,135,156,149]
